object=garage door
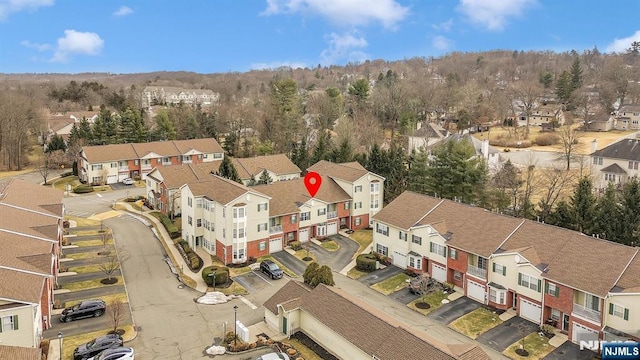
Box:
[327,222,338,235]
[520,298,542,323]
[393,251,407,268]
[431,263,447,283]
[106,175,117,184]
[118,174,128,182]
[270,238,282,253]
[467,279,485,303]
[298,228,309,243]
[572,322,599,344]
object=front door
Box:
[282,317,288,335]
[513,293,518,310]
[563,314,570,331]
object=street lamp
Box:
[233,305,238,348]
[57,332,62,360]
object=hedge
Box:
[356,253,377,272]
[158,213,180,238]
[202,266,230,286]
[289,241,302,251]
[175,240,204,272]
[73,185,94,194]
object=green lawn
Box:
[371,273,410,295]
[407,290,449,315]
[449,307,503,339]
[347,266,370,280]
[294,249,316,263]
[350,230,373,254]
[320,240,339,251]
[503,332,555,360]
[61,277,122,291]
[52,176,80,191]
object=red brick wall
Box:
[337,201,350,219]
[216,240,229,264]
[543,281,574,328]
[447,247,467,288]
[352,214,369,230]
[282,213,299,234]
[41,277,52,330]
[127,159,140,176]
[247,238,270,259]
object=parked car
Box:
[260,260,284,279]
[60,299,106,323]
[122,178,134,185]
[74,334,123,360]
[255,353,290,360]
[87,347,134,360]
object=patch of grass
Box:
[210,257,253,277]
[181,274,198,289]
[64,215,101,227]
[407,290,449,315]
[67,264,106,274]
[503,332,554,360]
[215,281,249,296]
[287,338,324,360]
[294,249,316,263]
[71,229,111,236]
[72,239,114,247]
[61,277,122,291]
[350,230,373,254]
[371,273,410,295]
[347,266,369,280]
[449,307,503,339]
[258,255,298,278]
[0,169,33,180]
[61,324,136,360]
[320,240,339,251]
[64,292,128,308]
[52,176,80,191]
[64,251,103,260]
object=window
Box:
[376,223,389,236]
[454,271,462,281]
[354,217,361,226]
[355,185,363,193]
[204,220,210,230]
[409,256,422,270]
[376,244,388,256]
[546,282,559,297]
[196,219,202,227]
[370,197,379,209]
[258,203,268,212]
[412,235,422,245]
[477,257,487,270]
[592,157,603,165]
[493,263,506,276]
[370,183,379,193]
[111,162,117,168]
[489,289,506,305]
[163,157,171,164]
[188,216,192,225]
[399,231,407,241]
[430,242,446,256]
[585,294,600,312]
[344,202,350,210]
[204,201,210,211]
[301,212,311,221]
[259,241,267,251]
[0,315,18,332]
[91,164,103,171]
[257,223,268,231]
[551,309,561,321]
[188,197,193,207]
[609,304,629,320]
[213,153,223,159]
[317,208,326,216]
[450,248,458,260]
[233,207,245,219]
[134,160,139,165]
[518,273,540,292]
[290,214,297,223]
[354,202,362,209]
[233,228,246,239]
[196,199,203,208]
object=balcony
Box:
[118,167,129,172]
[269,225,283,234]
[467,265,487,279]
[572,304,601,324]
[141,163,152,170]
[327,211,338,219]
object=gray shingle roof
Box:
[591,138,640,161]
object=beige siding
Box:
[298,199,328,229]
[604,294,639,338]
[515,264,544,302]
[0,304,37,348]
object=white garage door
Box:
[572,322,599,344]
[520,298,542,323]
[467,279,485,303]
[393,251,407,268]
[431,262,447,283]
[270,238,282,253]
[327,222,338,235]
[298,228,309,243]
[106,175,118,184]
[118,174,128,182]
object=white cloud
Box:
[606,30,640,53]
[432,19,453,32]
[51,30,104,63]
[457,0,535,31]
[262,0,409,29]
[432,35,453,51]
[320,31,369,66]
[250,61,307,70]
[21,40,50,51]
[0,0,54,21]
[113,5,133,17]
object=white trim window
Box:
[1,315,18,332]
[518,273,540,292]
[430,242,446,257]
[489,288,506,305]
[399,231,407,241]
[376,244,388,256]
[409,256,422,270]
[376,223,389,236]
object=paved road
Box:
[543,341,597,360]
[311,234,359,270]
[388,287,421,304]
[54,286,126,305]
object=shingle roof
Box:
[591,138,640,161]
[132,141,183,157]
[0,179,64,217]
[233,154,301,179]
[0,268,45,304]
[373,191,444,230]
[0,232,53,275]
[615,252,640,293]
[253,177,350,216]
[0,207,60,241]
[618,104,640,113]
[0,345,41,360]
[173,138,223,154]
[308,160,376,182]
[601,163,627,174]
[81,138,222,163]
[413,122,449,138]
[187,175,267,205]
[149,163,220,189]
[82,143,139,162]
[263,280,310,315]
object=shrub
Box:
[535,133,560,146]
[289,241,302,251]
[202,266,230,285]
[60,171,74,178]
[309,265,335,287]
[158,213,180,238]
[489,138,532,148]
[73,185,94,194]
[303,262,320,284]
[356,253,377,272]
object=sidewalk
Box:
[338,229,372,275]
[116,202,208,293]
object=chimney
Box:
[591,139,598,154]
[481,139,489,159]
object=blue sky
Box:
[1,0,639,74]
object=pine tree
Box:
[555,70,573,104]
[547,200,574,229]
[621,178,640,246]
[310,131,332,165]
[594,183,623,241]
[570,177,595,234]
[257,169,273,185]
[408,148,429,194]
[46,135,67,153]
[290,138,309,171]
[570,57,584,90]
[217,156,242,183]
[247,174,257,186]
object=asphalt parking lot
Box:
[427,296,480,324]
[233,269,282,293]
[476,316,539,352]
[358,264,403,286]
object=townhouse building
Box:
[78,138,223,185]
[514,104,565,127]
[372,191,640,345]
[233,154,301,185]
[0,179,64,354]
[142,86,220,108]
[308,160,385,229]
[614,104,640,130]
[590,138,640,191]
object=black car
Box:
[73,334,123,360]
[60,299,106,323]
[260,260,284,279]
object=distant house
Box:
[440,134,501,172]
[590,138,640,191]
[587,113,615,132]
[407,122,450,153]
[614,104,640,130]
[142,86,220,108]
[514,104,565,127]
[233,154,301,185]
[44,110,100,144]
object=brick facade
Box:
[543,281,574,330]
[351,214,370,230]
[447,247,468,288]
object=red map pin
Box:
[304,171,322,198]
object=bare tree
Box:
[537,167,576,221]
[106,299,126,334]
[559,125,583,170]
[509,83,542,138]
[99,255,120,281]
[37,153,52,185]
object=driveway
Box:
[271,250,307,276]
[358,265,403,286]
[233,270,278,293]
[476,316,539,352]
[310,234,359,270]
[427,296,480,325]
[389,287,421,305]
[543,341,598,360]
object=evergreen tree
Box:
[247,174,257,186]
[223,131,238,156]
[621,178,640,246]
[217,156,242,183]
[555,70,574,105]
[408,148,429,194]
[153,109,177,141]
[547,200,574,229]
[46,135,67,153]
[383,144,408,203]
[570,57,584,90]
[570,177,595,234]
[303,262,320,285]
[310,264,335,288]
[348,78,370,103]
[310,131,333,165]
[539,71,554,89]
[257,169,273,185]
[594,183,623,241]
[330,138,353,163]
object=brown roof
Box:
[173,138,223,154]
[82,143,139,162]
[253,177,350,216]
[0,207,60,241]
[263,280,310,315]
[149,163,220,189]
[132,141,183,157]
[233,154,301,179]
[0,345,41,360]
[0,232,53,275]
[82,138,223,163]
[308,160,375,182]
[615,251,640,293]
[0,179,64,217]
[373,191,444,230]
[187,175,267,205]
[0,268,45,304]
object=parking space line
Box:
[253,270,273,286]
[239,296,258,310]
